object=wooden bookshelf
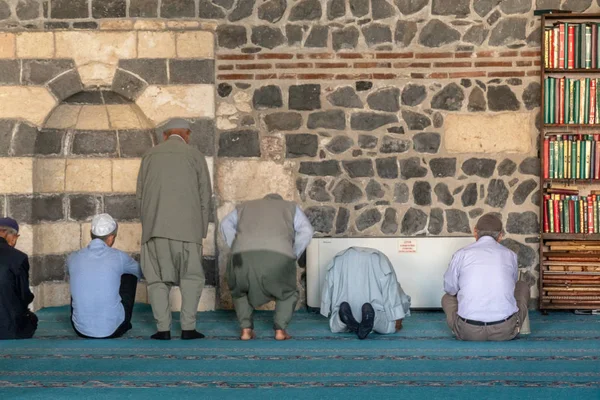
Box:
[540,13,600,311]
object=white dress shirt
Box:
[443,236,518,322]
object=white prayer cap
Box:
[91,214,117,237]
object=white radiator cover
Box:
[306,236,476,309]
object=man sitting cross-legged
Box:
[68,214,142,339]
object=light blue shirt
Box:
[443,236,518,322]
[220,206,314,259]
[68,239,142,338]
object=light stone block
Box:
[65,159,112,193]
[0,33,15,58]
[203,223,215,257]
[138,31,176,58]
[112,159,141,193]
[205,156,214,188]
[33,223,81,255]
[16,32,54,58]
[217,160,296,202]
[33,159,66,193]
[30,285,42,311]
[136,85,215,125]
[135,281,148,303]
[176,31,214,58]
[0,86,57,126]
[134,20,167,30]
[169,286,216,312]
[39,282,71,308]
[55,32,137,66]
[0,158,33,194]
[15,224,33,256]
[78,62,116,87]
[167,21,200,29]
[44,105,81,129]
[99,20,135,30]
[107,105,148,130]
[75,105,111,130]
[444,113,535,154]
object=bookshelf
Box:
[540,13,600,311]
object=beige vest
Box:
[231,198,296,258]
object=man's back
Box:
[0,242,32,339]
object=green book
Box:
[575,24,581,69]
[550,138,555,177]
[585,78,591,124]
[572,136,577,178]
[570,79,576,123]
[564,22,570,68]
[574,198,580,233]
[574,80,581,124]
[586,24,593,68]
[581,138,586,179]
[544,78,549,124]
[558,136,564,179]
[550,77,556,124]
[564,77,570,123]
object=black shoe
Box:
[339,302,359,333]
[181,330,205,340]
[357,303,375,340]
[151,331,171,340]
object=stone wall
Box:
[2,0,597,309]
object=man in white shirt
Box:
[442,213,530,341]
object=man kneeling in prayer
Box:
[442,213,530,341]
[320,247,411,340]
[68,214,142,339]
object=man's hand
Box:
[395,319,403,332]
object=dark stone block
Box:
[8,195,64,224]
[501,238,535,267]
[327,86,363,108]
[327,0,345,19]
[69,195,101,221]
[130,0,158,17]
[413,132,440,154]
[431,83,464,111]
[372,0,395,19]
[119,59,167,85]
[286,133,318,158]
[507,78,522,86]
[464,25,489,46]
[0,120,14,156]
[489,17,527,46]
[428,208,444,235]
[462,158,497,178]
[16,0,39,19]
[388,126,404,134]
[432,0,469,15]
[112,70,147,101]
[349,0,368,16]
[93,0,126,17]
[169,59,214,85]
[401,207,427,235]
[430,157,456,178]
[264,112,302,132]
[253,85,283,110]
[326,135,353,154]
[289,0,321,20]
[251,25,285,49]
[217,25,247,49]
[44,21,70,29]
[356,81,372,91]
[393,182,409,203]
[413,181,431,206]
[381,208,398,234]
[72,131,117,156]
[307,110,345,130]
[11,123,38,157]
[498,158,517,176]
[219,130,260,157]
[0,61,19,84]
[332,26,359,51]
[419,19,461,47]
[352,149,362,157]
[286,24,304,46]
[468,86,486,112]
[509,178,519,187]
[487,9,501,25]
[356,208,381,231]
[333,179,363,203]
[400,157,427,179]
[259,0,286,22]
[299,160,340,176]
[289,84,321,111]
[461,183,477,207]
[296,177,308,199]
[335,207,349,234]
[51,0,88,18]
[160,0,195,17]
[402,111,432,131]
[469,208,484,218]
[487,85,520,112]
[119,130,154,158]
[375,157,397,179]
[202,256,217,286]
[350,112,398,131]
[73,21,99,29]
[358,134,377,150]
[104,195,139,221]
[362,23,392,47]
[189,118,215,156]
[218,83,233,98]
[342,159,373,178]
[446,209,471,233]
[513,179,537,206]
[366,179,384,200]
[64,91,102,105]
[434,183,454,206]
[305,206,336,233]
[22,59,75,86]
[367,87,399,112]
[305,25,329,48]
[308,179,331,201]
[485,179,509,208]
[35,129,65,156]
[394,0,426,14]
[531,189,540,207]
[519,157,540,176]
[432,112,444,128]
[30,255,66,285]
[379,135,410,154]
[48,70,83,102]
[394,20,417,47]
[563,0,592,12]
[474,0,500,17]
[401,84,426,106]
[199,0,226,17]
[228,0,254,21]
[507,211,539,234]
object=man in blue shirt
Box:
[68,214,142,339]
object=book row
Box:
[544,22,600,69]
[543,194,600,233]
[543,135,600,179]
[543,77,599,125]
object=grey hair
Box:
[477,230,502,241]
[0,226,17,236]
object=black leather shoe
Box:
[339,302,359,333]
[181,330,205,340]
[151,331,171,340]
[357,303,375,340]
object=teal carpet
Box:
[0,305,599,400]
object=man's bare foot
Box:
[240,328,255,340]
[275,329,291,340]
[395,319,403,332]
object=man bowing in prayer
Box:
[137,118,212,340]
[220,194,314,341]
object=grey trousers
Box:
[141,238,205,332]
[441,281,530,341]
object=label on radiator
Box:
[398,239,417,253]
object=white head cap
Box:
[91,214,117,237]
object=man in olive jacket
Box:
[137,119,212,340]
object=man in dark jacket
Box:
[0,217,37,340]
